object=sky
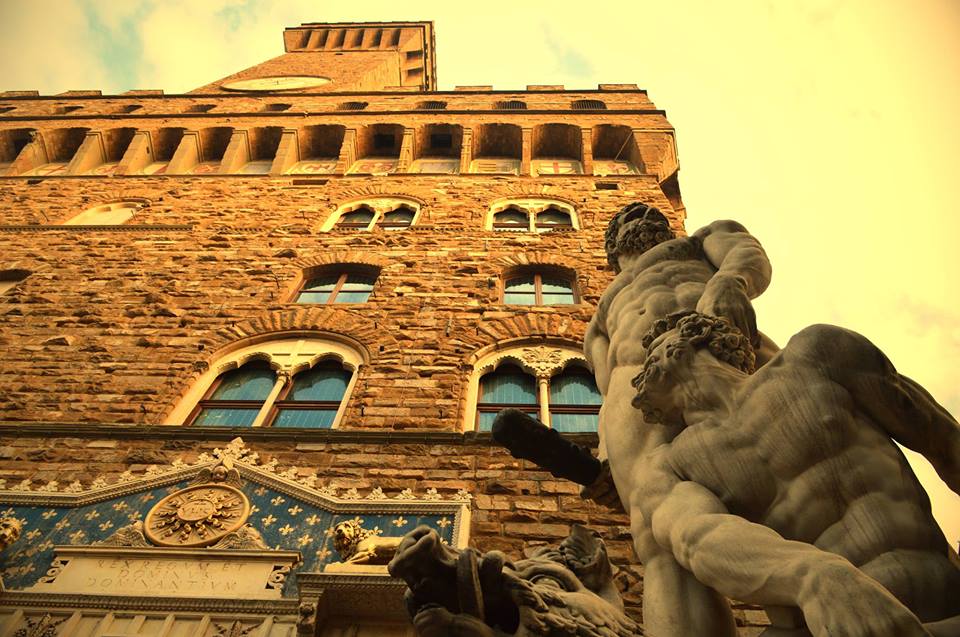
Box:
[0,0,957,546]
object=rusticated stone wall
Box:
[0,175,674,426]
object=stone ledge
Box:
[0,108,667,122]
[0,421,599,447]
[0,224,193,232]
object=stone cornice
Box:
[0,421,598,446]
[0,591,300,613]
[0,224,192,232]
[0,88,649,101]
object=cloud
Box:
[0,1,113,93]
[540,23,594,78]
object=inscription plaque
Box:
[30,547,300,599]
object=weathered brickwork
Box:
[0,20,770,634]
[0,175,675,426]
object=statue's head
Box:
[632,311,755,424]
[0,517,22,551]
[389,524,638,636]
[333,519,366,560]
[604,202,675,272]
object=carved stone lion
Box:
[0,517,22,552]
[333,519,403,565]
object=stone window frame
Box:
[571,99,607,110]
[165,332,367,429]
[321,197,422,232]
[292,264,381,305]
[485,198,579,233]
[61,198,150,226]
[463,343,598,432]
[501,268,578,306]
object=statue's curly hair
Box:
[604,202,674,271]
[641,310,756,374]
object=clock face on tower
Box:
[221,76,332,91]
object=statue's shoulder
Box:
[623,236,705,273]
[693,219,751,238]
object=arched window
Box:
[548,365,602,432]
[469,347,600,433]
[167,335,366,429]
[296,268,378,304]
[494,100,527,110]
[323,198,422,232]
[486,198,579,232]
[338,101,369,111]
[64,200,145,225]
[535,207,572,232]
[379,207,415,230]
[271,361,353,428]
[504,272,576,305]
[492,207,529,231]
[337,207,376,230]
[416,100,447,110]
[571,99,606,110]
[190,362,276,427]
[477,364,538,431]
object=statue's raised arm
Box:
[694,219,772,346]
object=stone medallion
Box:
[144,484,251,547]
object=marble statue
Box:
[493,202,960,636]
[388,523,639,637]
[627,311,959,636]
[583,202,776,636]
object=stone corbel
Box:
[580,127,594,175]
[397,127,415,172]
[219,129,251,174]
[167,130,202,174]
[459,127,473,173]
[115,130,153,175]
[5,131,47,176]
[271,128,300,176]
[335,129,357,174]
[521,127,533,176]
[64,131,105,175]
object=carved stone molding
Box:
[518,345,567,379]
[480,345,587,380]
[0,590,300,614]
[144,484,251,547]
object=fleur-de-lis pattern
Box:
[0,479,456,599]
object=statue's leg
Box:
[631,519,738,637]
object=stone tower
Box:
[0,19,769,635]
